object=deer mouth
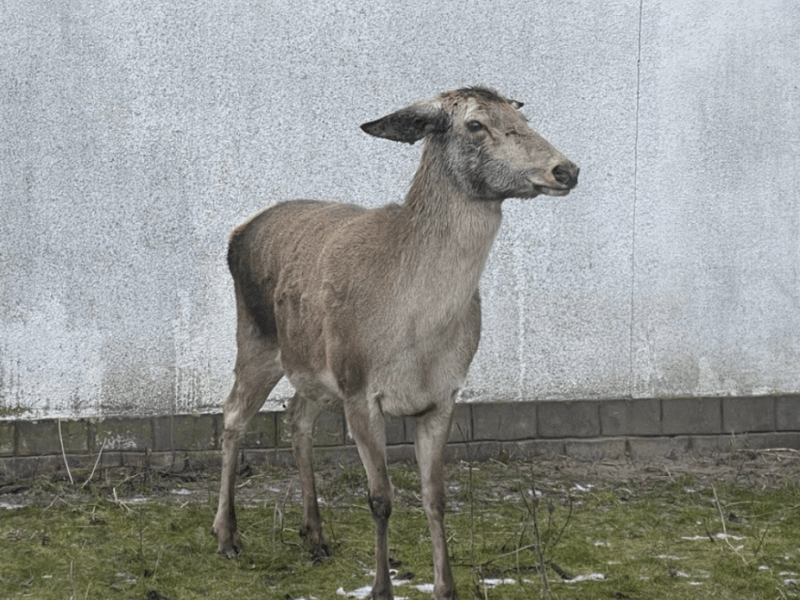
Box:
[534,185,572,197]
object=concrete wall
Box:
[1,0,798,421]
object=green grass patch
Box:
[1,456,799,599]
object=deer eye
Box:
[466,120,485,133]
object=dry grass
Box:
[1,449,800,599]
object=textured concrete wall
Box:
[1,0,798,420]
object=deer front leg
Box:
[414,403,457,600]
[345,397,394,600]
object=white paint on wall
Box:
[1,299,104,418]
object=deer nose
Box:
[552,162,579,189]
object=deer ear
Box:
[360,105,450,145]
[509,99,524,110]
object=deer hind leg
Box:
[344,396,394,600]
[213,332,283,558]
[287,391,331,560]
[414,397,458,600]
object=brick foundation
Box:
[1,396,798,479]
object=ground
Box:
[1,448,799,599]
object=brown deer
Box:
[212,86,578,600]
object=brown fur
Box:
[212,87,579,600]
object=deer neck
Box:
[401,143,503,315]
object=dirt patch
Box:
[2,446,798,511]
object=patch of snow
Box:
[563,573,605,583]
[338,571,606,597]
[482,578,518,587]
[118,496,148,504]
[716,533,744,541]
[570,483,594,493]
[337,585,371,599]
[681,533,744,541]
[337,582,410,599]
[0,501,21,510]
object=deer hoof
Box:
[310,542,332,564]
[213,527,242,558]
[219,545,241,559]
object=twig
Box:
[40,494,62,515]
[731,447,800,456]
[278,481,302,549]
[753,524,771,556]
[702,520,715,543]
[272,502,281,551]
[477,542,540,566]
[58,419,74,485]
[112,486,133,513]
[528,487,554,599]
[549,494,573,551]
[152,548,163,579]
[711,484,748,564]
[514,462,555,600]
[546,560,573,581]
[82,438,107,489]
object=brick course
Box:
[723,397,775,433]
[538,401,600,438]
[662,397,722,435]
[600,399,661,436]
[471,402,535,441]
[776,395,800,431]
[1,395,796,479]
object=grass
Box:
[1,452,800,599]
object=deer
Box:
[212,86,579,600]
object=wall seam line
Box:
[629,0,644,400]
